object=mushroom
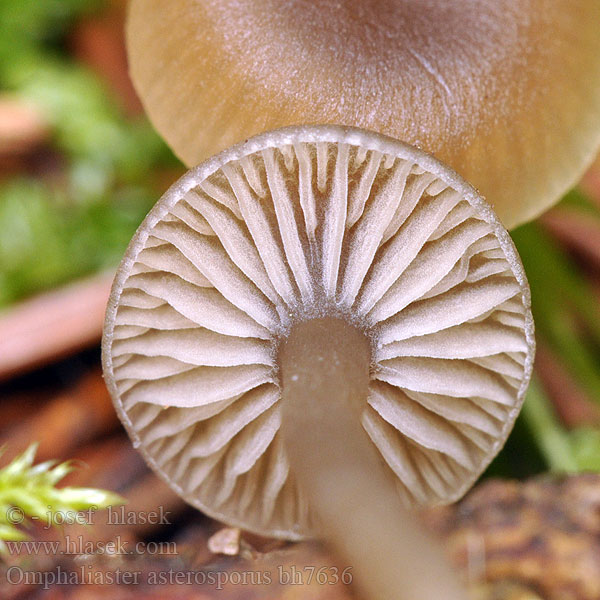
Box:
[127,0,600,229]
[102,125,535,600]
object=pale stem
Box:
[280,317,468,600]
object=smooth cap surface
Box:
[128,0,600,228]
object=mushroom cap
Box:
[102,125,534,539]
[127,0,600,229]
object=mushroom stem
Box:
[280,317,467,600]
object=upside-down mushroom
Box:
[103,125,535,600]
[127,0,600,229]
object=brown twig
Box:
[0,96,49,157]
[534,343,600,428]
[580,158,600,210]
[541,207,600,274]
[0,272,114,381]
[70,5,143,115]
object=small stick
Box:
[535,344,600,428]
[70,7,143,115]
[0,272,114,381]
[541,208,600,271]
[0,96,49,156]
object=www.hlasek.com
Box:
[4,536,176,557]
[5,566,354,589]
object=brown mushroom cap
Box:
[102,125,534,539]
[127,0,600,229]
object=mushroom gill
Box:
[103,126,534,542]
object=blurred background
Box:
[1,1,600,599]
